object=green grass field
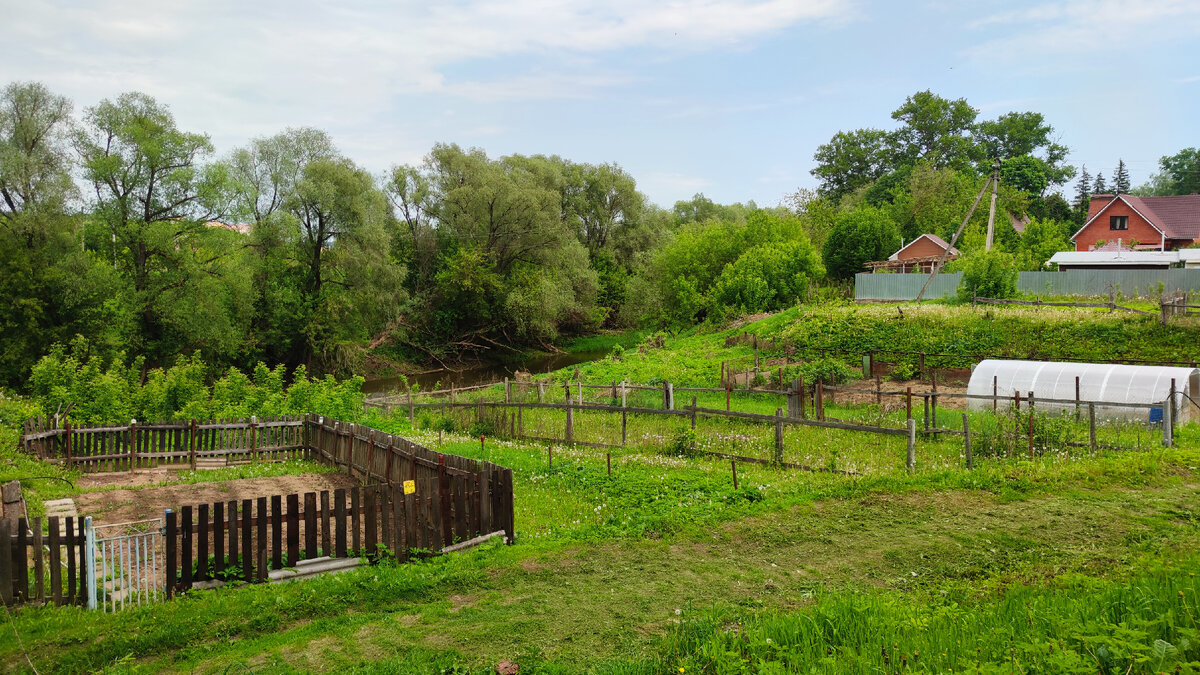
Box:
[5,304,1200,673]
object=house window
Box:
[1110,216,1128,230]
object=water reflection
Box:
[361,349,610,394]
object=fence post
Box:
[165,509,176,598]
[919,352,926,380]
[189,419,197,471]
[517,404,523,438]
[690,396,698,430]
[1089,403,1097,451]
[993,375,998,413]
[250,416,258,462]
[906,387,912,421]
[621,408,627,447]
[1170,378,1177,441]
[816,382,824,421]
[774,409,784,465]
[84,516,96,610]
[1164,392,1174,448]
[64,420,72,465]
[129,419,137,473]
[667,382,674,410]
[566,401,574,444]
[962,413,973,470]
[1027,391,1035,459]
[906,419,916,471]
[621,381,627,408]
[798,376,806,419]
[731,460,738,489]
[577,381,583,406]
[922,396,930,435]
[504,378,511,404]
[931,376,938,428]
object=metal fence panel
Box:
[857,268,1200,300]
[854,272,962,300]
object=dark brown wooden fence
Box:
[5,416,515,607]
[163,470,512,595]
[1,515,88,607]
[21,415,308,471]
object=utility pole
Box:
[914,171,995,302]
[985,159,1000,251]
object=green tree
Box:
[974,112,1072,185]
[1000,155,1050,196]
[821,206,901,279]
[1093,172,1108,194]
[1073,165,1092,219]
[0,82,127,385]
[710,239,823,314]
[1113,159,1131,194]
[889,91,978,171]
[76,92,247,366]
[1137,148,1199,195]
[284,157,406,370]
[810,129,892,200]
[1017,218,1072,269]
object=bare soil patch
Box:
[75,473,359,524]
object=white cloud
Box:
[0,0,852,175]
[964,0,1200,60]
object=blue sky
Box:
[4,0,1198,208]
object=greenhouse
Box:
[966,359,1199,423]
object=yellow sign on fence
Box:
[403,480,416,495]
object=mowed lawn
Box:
[5,429,1200,673]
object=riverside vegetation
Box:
[3,305,1200,673]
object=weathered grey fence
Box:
[856,269,1200,300]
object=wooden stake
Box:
[731,460,738,489]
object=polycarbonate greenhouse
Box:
[966,360,1199,423]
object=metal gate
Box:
[85,516,164,612]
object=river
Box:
[361,349,611,394]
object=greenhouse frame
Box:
[966,360,1199,423]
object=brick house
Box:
[1072,194,1200,251]
[864,234,958,273]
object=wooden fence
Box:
[0,515,87,607]
[5,416,515,608]
[21,415,308,471]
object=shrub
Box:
[796,358,855,387]
[955,250,1019,302]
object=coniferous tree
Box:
[1093,172,1108,194]
[1073,165,1092,223]
[1113,159,1131,194]
[1074,165,1091,206]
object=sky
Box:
[3,0,1198,209]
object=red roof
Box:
[1077,194,1200,242]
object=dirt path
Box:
[75,473,360,524]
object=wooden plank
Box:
[227,500,238,569]
[256,496,268,581]
[271,495,282,571]
[181,505,193,590]
[214,502,225,578]
[364,488,377,558]
[0,519,11,606]
[64,516,75,604]
[48,517,61,605]
[16,518,28,602]
[350,487,361,556]
[197,504,209,581]
[286,493,299,567]
[379,486,391,555]
[320,491,332,557]
[32,517,43,603]
[391,484,403,559]
[453,480,468,543]
[404,485,416,558]
[241,499,253,582]
[304,492,317,560]
[334,488,347,558]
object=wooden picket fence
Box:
[0,516,88,607]
[21,415,308,471]
[4,415,515,608]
